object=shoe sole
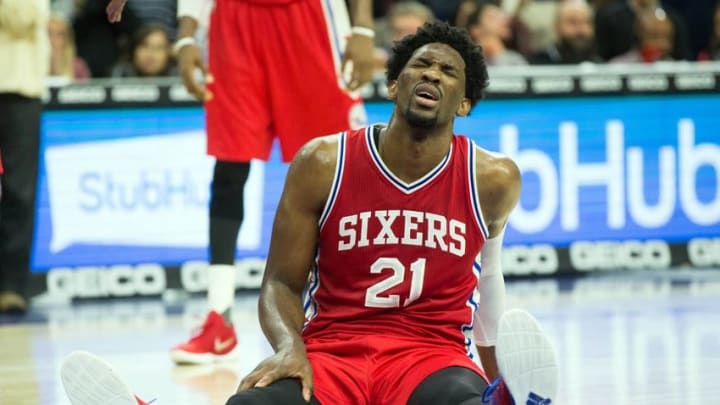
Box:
[61,351,137,405]
[170,347,241,365]
[496,309,558,404]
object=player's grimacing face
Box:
[389,43,471,128]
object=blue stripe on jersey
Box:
[468,140,489,240]
[322,0,343,71]
[366,126,452,194]
[302,255,321,327]
[318,132,346,230]
[462,260,482,358]
[473,260,482,274]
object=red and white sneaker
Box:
[170,311,239,364]
[61,351,153,405]
[483,309,558,405]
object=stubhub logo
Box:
[44,131,264,252]
[502,119,720,234]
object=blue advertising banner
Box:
[33,95,720,275]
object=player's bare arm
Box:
[175,15,212,101]
[473,148,522,381]
[475,150,521,239]
[236,135,339,401]
[344,0,375,91]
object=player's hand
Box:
[342,33,375,92]
[237,347,314,402]
[176,42,213,102]
[106,0,127,23]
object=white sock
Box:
[207,264,236,315]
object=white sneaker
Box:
[61,351,149,405]
[495,309,558,404]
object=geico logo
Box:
[569,240,671,271]
[580,75,622,92]
[111,85,160,102]
[571,278,671,300]
[46,264,166,299]
[181,259,266,292]
[501,119,720,234]
[689,279,720,295]
[48,301,166,335]
[531,77,573,94]
[169,84,195,101]
[506,280,560,302]
[675,74,716,90]
[488,77,527,94]
[687,238,720,267]
[627,74,669,91]
[57,86,106,104]
[502,244,558,275]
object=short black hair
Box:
[386,21,489,109]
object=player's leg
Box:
[263,0,365,163]
[207,159,250,316]
[225,379,322,405]
[407,366,489,405]
[0,94,41,314]
[171,0,273,364]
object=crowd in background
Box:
[46,0,720,82]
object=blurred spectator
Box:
[0,0,49,314]
[452,0,479,27]
[419,0,461,22]
[389,1,435,42]
[710,2,720,60]
[375,2,434,70]
[452,0,532,56]
[595,0,691,61]
[73,0,141,77]
[663,0,717,59]
[514,0,558,55]
[50,0,74,17]
[112,24,175,77]
[48,14,91,80]
[529,0,600,64]
[699,2,720,60]
[126,0,177,39]
[467,4,527,65]
[611,8,675,63]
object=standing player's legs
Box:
[171,0,273,364]
[261,0,366,162]
[0,94,41,314]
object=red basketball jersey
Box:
[303,125,490,355]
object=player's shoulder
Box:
[293,133,343,172]
[471,145,520,185]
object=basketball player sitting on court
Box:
[61,21,558,405]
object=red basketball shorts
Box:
[304,334,487,405]
[205,0,366,163]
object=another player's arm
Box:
[176,0,214,100]
[237,136,339,401]
[344,0,375,91]
[473,150,522,382]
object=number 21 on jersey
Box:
[365,257,426,308]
